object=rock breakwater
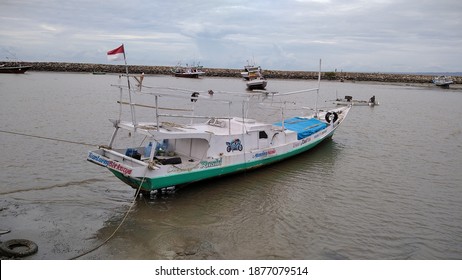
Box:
[2,61,460,84]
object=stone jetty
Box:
[1,61,460,84]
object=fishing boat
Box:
[0,64,32,74]
[87,60,351,196]
[171,63,205,78]
[432,76,453,88]
[246,68,267,90]
[334,95,379,106]
[241,65,262,80]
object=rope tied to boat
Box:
[0,129,151,259]
[0,129,98,147]
[70,168,149,260]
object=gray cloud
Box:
[1,0,461,72]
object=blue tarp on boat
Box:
[273,117,327,140]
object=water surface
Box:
[1,72,461,259]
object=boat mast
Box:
[314,59,321,117]
[155,95,159,131]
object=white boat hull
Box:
[246,79,267,90]
[88,106,351,192]
[432,76,453,88]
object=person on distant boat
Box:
[369,95,376,104]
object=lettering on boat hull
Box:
[200,158,223,168]
[108,161,133,176]
[87,151,109,167]
[253,148,276,159]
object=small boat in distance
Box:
[171,63,205,78]
[87,59,351,196]
[245,67,267,90]
[432,76,453,88]
[334,95,379,106]
[0,64,32,74]
[1,52,32,73]
[246,75,267,90]
[92,71,106,75]
[241,64,262,80]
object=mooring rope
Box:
[70,168,149,260]
[0,129,97,147]
[0,128,148,259]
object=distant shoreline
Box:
[2,61,461,84]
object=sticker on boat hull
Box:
[226,139,243,152]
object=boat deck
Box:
[273,117,327,140]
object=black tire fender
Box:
[325,112,331,123]
[325,112,338,123]
[332,112,338,123]
[0,239,38,258]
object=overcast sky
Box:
[1,0,461,72]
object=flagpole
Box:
[122,44,137,127]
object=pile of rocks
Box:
[2,61,459,84]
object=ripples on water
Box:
[1,73,461,260]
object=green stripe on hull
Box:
[110,130,334,191]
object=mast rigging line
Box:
[116,100,192,112]
[113,83,319,98]
[70,168,149,260]
[112,85,234,104]
[0,129,98,147]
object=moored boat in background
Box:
[334,95,379,106]
[171,63,205,78]
[0,64,32,74]
[432,75,453,88]
[245,67,267,90]
[241,64,262,80]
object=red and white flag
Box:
[107,44,125,61]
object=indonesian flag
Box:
[107,44,125,61]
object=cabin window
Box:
[259,131,268,139]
